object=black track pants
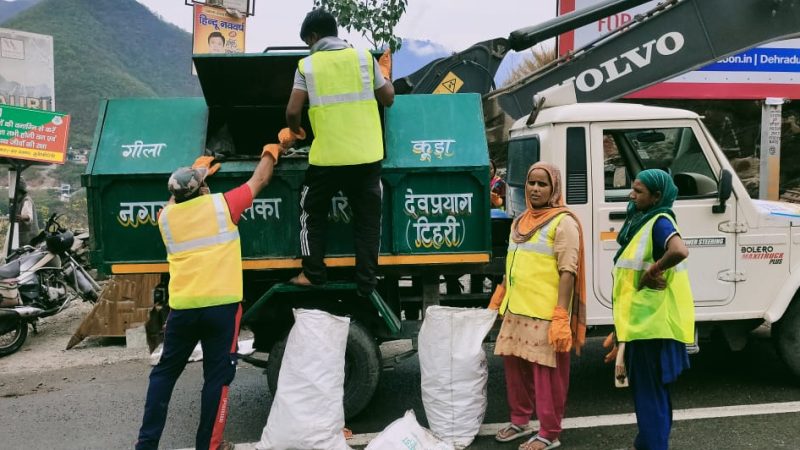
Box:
[299,161,382,295]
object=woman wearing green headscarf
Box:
[605,169,695,450]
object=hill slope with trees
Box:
[2,0,202,148]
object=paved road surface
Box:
[2,334,800,449]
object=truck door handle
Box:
[609,211,627,221]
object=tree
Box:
[312,0,408,51]
[502,45,558,87]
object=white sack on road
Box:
[365,410,454,450]
[419,306,497,449]
[256,309,352,450]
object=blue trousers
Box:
[627,339,688,450]
[136,302,242,450]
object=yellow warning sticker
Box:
[433,72,464,94]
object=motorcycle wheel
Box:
[0,318,28,357]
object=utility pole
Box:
[759,98,787,201]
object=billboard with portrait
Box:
[193,4,246,55]
[0,28,55,112]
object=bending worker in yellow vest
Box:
[604,169,695,450]
[136,144,283,450]
[283,8,395,297]
[489,162,587,450]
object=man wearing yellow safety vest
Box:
[284,8,395,297]
[136,144,283,450]
[603,169,695,450]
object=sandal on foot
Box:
[495,423,534,442]
[520,434,561,450]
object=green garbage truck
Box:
[82,52,501,418]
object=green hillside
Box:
[0,0,41,23]
[2,0,202,148]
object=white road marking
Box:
[180,401,800,449]
[481,400,800,434]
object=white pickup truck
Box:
[504,87,800,375]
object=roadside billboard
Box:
[0,104,70,164]
[214,0,248,14]
[193,4,246,55]
[557,0,800,99]
[0,28,55,111]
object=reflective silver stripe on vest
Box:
[161,195,238,255]
[212,194,228,233]
[506,215,560,256]
[304,56,318,105]
[614,259,651,271]
[614,216,688,273]
[165,229,239,254]
[159,208,175,249]
[614,259,688,273]
[304,50,375,107]
[614,221,652,270]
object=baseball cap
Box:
[167,167,208,201]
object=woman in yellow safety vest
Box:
[604,168,695,450]
[489,162,587,450]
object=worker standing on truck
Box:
[604,169,695,450]
[284,8,395,297]
[489,162,587,450]
[135,144,283,450]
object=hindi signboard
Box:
[193,4,246,55]
[0,28,55,111]
[557,0,800,99]
[0,104,70,164]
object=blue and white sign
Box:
[703,48,800,73]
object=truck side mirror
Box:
[713,169,733,214]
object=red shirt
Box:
[223,184,254,225]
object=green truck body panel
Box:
[83,53,491,274]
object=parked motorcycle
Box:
[0,214,101,356]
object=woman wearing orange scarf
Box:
[490,162,586,450]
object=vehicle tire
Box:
[774,296,800,377]
[266,320,381,419]
[0,318,28,357]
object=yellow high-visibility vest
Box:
[612,213,695,343]
[158,193,242,309]
[299,48,383,166]
[500,213,567,320]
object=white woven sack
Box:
[418,306,497,449]
[256,309,352,450]
[365,410,454,450]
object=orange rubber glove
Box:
[488,283,505,311]
[278,127,306,148]
[261,143,282,162]
[602,331,618,364]
[548,305,572,352]
[378,48,392,80]
[192,155,221,176]
[491,192,504,208]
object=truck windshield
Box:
[507,136,540,215]
[604,127,717,201]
